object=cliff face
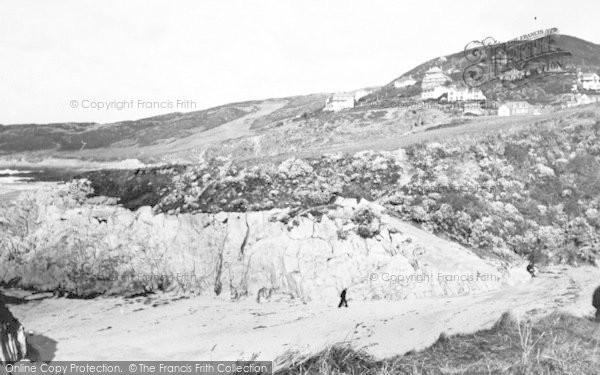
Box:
[0,184,529,301]
[0,302,28,363]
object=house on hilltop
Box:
[498,101,538,116]
[324,93,355,112]
[421,67,451,90]
[578,72,600,91]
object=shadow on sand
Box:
[26,333,57,363]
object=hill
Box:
[363,34,600,106]
[1,34,599,165]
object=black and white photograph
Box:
[1,1,600,374]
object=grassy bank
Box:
[276,312,600,374]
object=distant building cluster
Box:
[419,67,486,102]
[322,65,600,117]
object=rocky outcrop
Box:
[0,302,28,363]
[0,185,529,301]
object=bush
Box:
[351,207,380,238]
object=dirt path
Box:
[10,266,599,368]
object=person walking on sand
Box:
[593,286,600,322]
[338,289,348,308]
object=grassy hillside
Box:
[364,34,600,106]
[0,101,262,153]
[276,312,600,374]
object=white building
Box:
[446,86,486,102]
[498,101,534,116]
[578,72,600,91]
[421,67,451,90]
[324,94,355,112]
[421,85,485,102]
[589,94,600,103]
[421,86,449,100]
[394,76,417,89]
[565,93,593,107]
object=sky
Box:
[1,0,599,125]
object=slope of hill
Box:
[365,34,600,106]
[0,101,262,153]
[0,94,337,163]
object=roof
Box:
[581,73,599,80]
[426,67,442,74]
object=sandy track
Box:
[10,266,600,368]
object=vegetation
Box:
[276,312,600,374]
[78,109,600,264]
[388,114,600,264]
[66,109,600,265]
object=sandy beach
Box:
[7,266,598,369]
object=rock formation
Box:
[0,185,530,301]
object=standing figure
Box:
[0,299,28,364]
[526,262,538,277]
[338,289,348,308]
[593,286,600,322]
